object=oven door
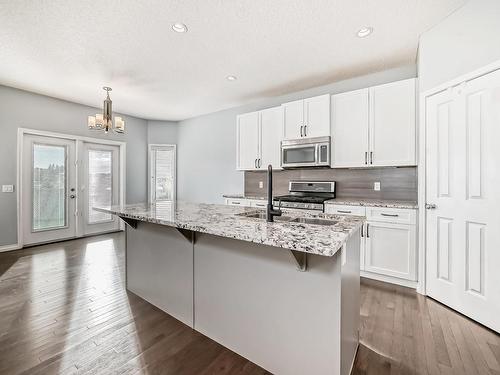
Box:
[281,142,330,168]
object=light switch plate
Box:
[259,181,264,189]
[373,182,381,191]
[2,185,14,193]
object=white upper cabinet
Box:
[282,100,303,139]
[260,106,283,169]
[303,95,330,138]
[236,107,283,171]
[237,111,260,170]
[282,94,330,140]
[369,78,416,166]
[330,78,417,168]
[331,88,369,167]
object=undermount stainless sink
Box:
[289,217,338,226]
[236,212,337,226]
[237,212,292,221]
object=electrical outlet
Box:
[373,182,381,191]
[2,185,14,193]
[259,181,264,189]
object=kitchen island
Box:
[95,202,364,375]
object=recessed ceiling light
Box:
[226,75,237,81]
[172,23,188,33]
[357,27,373,38]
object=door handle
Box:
[425,203,437,210]
[70,194,76,199]
[300,125,304,137]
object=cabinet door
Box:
[304,94,330,138]
[365,222,416,280]
[237,112,260,170]
[369,78,416,166]
[331,89,369,167]
[260,106,283,169]
[282,100,303,140]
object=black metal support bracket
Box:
[290,250,307,272]
[177,228,195,243]
[119,216,138,229]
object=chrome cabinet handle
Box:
[303,125,307,137]
[258,159,261,168]
[381,213,399,217]
[300,125,303,137]
[254,159,257,168]
[370,151,373,165]
[365,152,368,165]
[426,203,437,210]
[338,210,352,214]
[361,224,364,238]
[232,201,240,205]
[366,223,370,238]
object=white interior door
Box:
[81,142,120,236]
[426,69,500,333]
[22,135,77,245]
[149,144,176,209]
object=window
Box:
[150,145,176,203]
[88,149,113,223]
[32,143,67,231]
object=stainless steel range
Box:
[273,181,336,212]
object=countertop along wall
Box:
[166,65,417,204]
[0,85,149,247]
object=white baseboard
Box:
[361,270,418,289]
[0,243,21,253]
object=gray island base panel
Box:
[95,202,362,375]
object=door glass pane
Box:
[154,148,174,201]
[88,150,112,223]
[32,144,67,231]
[283,146,316,164]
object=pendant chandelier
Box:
[87,87,125,133]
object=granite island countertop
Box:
[94,202,364,257]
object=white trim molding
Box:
[0,244,22,253]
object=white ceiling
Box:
[0,0,465,121]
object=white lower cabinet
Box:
[325,204,417,286]
[365,221,416,281]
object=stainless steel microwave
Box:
[281,136,331,168]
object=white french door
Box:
[22,135,77,245]
[425,69,500,333]
[80,142,120,236]
[22,132,123,246]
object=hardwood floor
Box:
[0,233,498,374]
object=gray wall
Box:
[419,0,500,92]
[0,85,148,246]
[147,120,178,144]
[170,65,417,204]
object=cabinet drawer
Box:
[325,204,366,216]
[249,200,267,209]
[366,207,416,224]
[225,198,250,207]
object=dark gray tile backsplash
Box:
[244,167,417,201]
